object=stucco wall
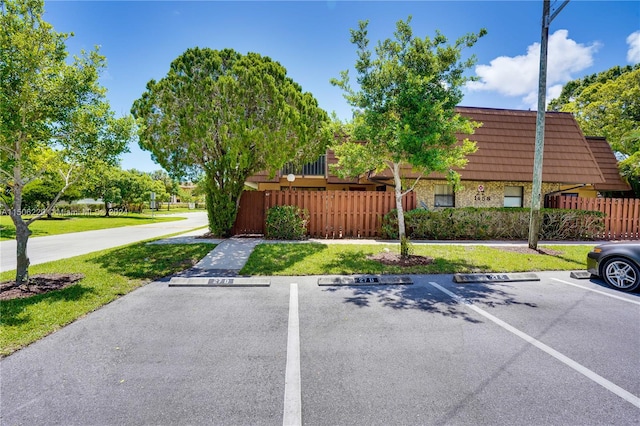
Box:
[413,180,563,210]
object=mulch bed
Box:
[0,273,84,301]
[367,252,434,267]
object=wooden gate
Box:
[231,191,266,235]
[232,190,416,238]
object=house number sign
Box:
[474,185,491,202]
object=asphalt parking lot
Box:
[1,272,639,425]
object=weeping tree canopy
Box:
[132,47,332,236]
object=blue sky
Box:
[43,1,640,173]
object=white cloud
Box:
[546,84,564,103]
[627,30,640,63]
[467,30,599,108]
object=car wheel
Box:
[601,257,640,292]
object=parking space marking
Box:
[550,278,640,306]
[283,283,302,426]
[429,282,640,409]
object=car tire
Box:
[601,257,640,292]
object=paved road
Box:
[0,212,208,272]
[2,271,639,425]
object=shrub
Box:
[265,205,309,240]
[380,207,604,241]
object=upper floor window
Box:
[434,184,455,207]
[504,186,524,207]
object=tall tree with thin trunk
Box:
[0,0,134,284]
[132,48,332,236]
[331,17,485,256]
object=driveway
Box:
[2,271,639,425]
[0,212,208,272]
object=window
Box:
[434,184,455,207]
[504,186,523,207]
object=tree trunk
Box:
[204,169,245,237]
[392,162,409,257]
[104,202,110,217]
[14,217,32,285]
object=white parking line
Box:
[283,283,302,426]
[428,282,640,409]
[551,278,640,306]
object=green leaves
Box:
[1,0,134,284]
[332,17,485,178]
[331,17,485,243]
[1,0,133,189]
[265,205,309,240]
[549,64,640,195]
[132,47,331,236]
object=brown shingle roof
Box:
[452,106,605,184]
[248,107,615,188]
[586,136,631,191]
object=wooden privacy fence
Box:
[233,190,417,238]
[547,195,640,240]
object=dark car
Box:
[587,242,640,292]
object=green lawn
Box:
[241,243,593,275]
[0,214,185,240]
[0,241,215,357]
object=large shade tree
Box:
[331,17,485,255]
[1,0,134,284]
[132,48,332,236]
[549,64,640,195]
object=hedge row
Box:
[381,207,605,241]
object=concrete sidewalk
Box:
[169,237,265,277]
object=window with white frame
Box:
[504,186,524,207]
[434,184,455,207]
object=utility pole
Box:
[528,0,570,249]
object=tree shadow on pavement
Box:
[323,279,538,324]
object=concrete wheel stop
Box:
[569,271,592,279]
[168,277,270,287]
[453,272,540,284]
[318,275,413,286]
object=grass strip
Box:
[240,243,592,275]
[0,214,186,240]
[0,242,215,357]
